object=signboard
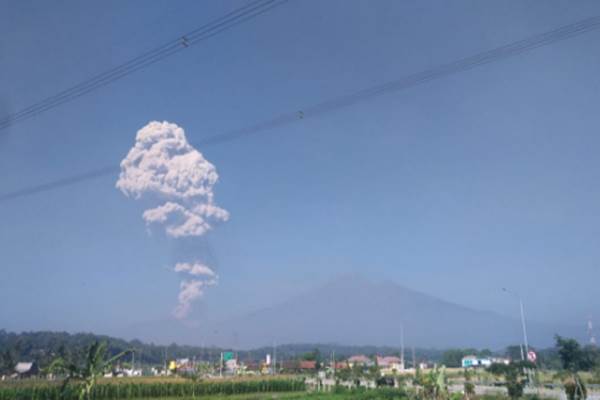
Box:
[527,350,537,363]
[223,352,234,361]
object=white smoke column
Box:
[117,121,228,319]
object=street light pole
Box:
[502,287,534,387]
[518,296,530,358]
[502,288,530,359]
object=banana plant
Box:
[432,366,449,400]
[48,341,132,400]
[416,366,448,400]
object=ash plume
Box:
[117,121,228,319]
[174,262,217,277]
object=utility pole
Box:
[519,344,525,362]
[273,342,277,375]
[588,317,597,346]
[400,323,405,370]
[332,350,336,379]
[163,347,167,372]
[220,352,223,378]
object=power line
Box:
[0,0,287,131]
[1,15,600,203]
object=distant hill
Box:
[204,275,577,349]
[0,329,452,369]
[0,329,215,367]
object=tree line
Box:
[440,340,600,370]
[0,330,444,372]
[2,329,599,375]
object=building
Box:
[299,360,317,370]
[461,355,511,368]
[333,361,348,370]
[225,359,239,374]
[377,356,404,369]
[347,355,372,367]
[461,355,509,368]
[418,362,432,370]
[377,356,404,374]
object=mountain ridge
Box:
[203,275,579,349]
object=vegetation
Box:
[0,331,447,371]
[0,330,221,370]
[0,351,15,376]
[300,350,322,371]
[462,369,475,400]
[328,387,409,400]
[48,341,131,400]
[0,378,306,400]
[413,366,448,400]
[554,336,589,400]
[486,361,534,400]
[3,330,600,400]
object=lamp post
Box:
[502,288,530,360]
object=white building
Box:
[461,355,509,368]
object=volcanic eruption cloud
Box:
[116,121,229,319]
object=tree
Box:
[49,341,131,400]
[463,369,475,400]
[1,350,15,375]
[505,345,524,361]
[442,349,467,368]
[335,365,351,383]
[555,336,589,400]
[556,336,592,371]
[478,349,493,358]
[195,361,213,377]
[365,363,380,381]
[302,348,321,361]
[350,362,364,387]
[487,361,534,400]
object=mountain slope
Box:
[206,275,575,349]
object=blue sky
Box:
[1,0,600,344]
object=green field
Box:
[0,377,306,400]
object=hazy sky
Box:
[2,0,600,343]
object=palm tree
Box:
[48,341,131,400]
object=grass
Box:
[108,393,306,400]
[96,389,411,400]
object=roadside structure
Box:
[461,355,510,368]
[347,355,372,367]
[14,362,38,378]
